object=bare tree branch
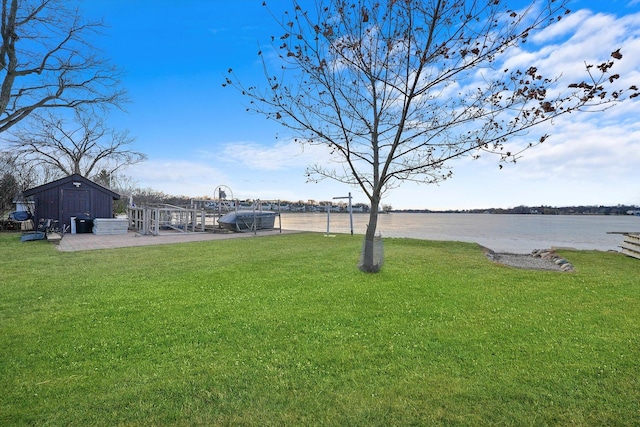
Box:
[0,0,126,133]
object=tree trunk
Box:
[360,195,381,272]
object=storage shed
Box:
[22,174,120,231]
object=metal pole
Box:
[348,192,353,235]
[326,202,331,235]
[253,200,258,235]
[333,193,354,235]
[277,199,282,233]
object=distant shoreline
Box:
[272,204,639,216]
[390,205,640,216]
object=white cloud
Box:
[217,139,337,171]
[503,10,640,87]
[128,160,231,197]
[125,143,350,202]
[515,131,640,178]
[530,9,591,44]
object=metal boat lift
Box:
[128,204,205,236]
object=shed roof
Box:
[22,173,121,200]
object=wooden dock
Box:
[620,233,640,260]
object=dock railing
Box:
[127,204,206,236]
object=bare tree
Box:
[7,110,146,179]
[227,0,638,272]
[0,149,38,188]
[0,171,18,213]
[0,0,126,133]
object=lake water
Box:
[279,212,640,253]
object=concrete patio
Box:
[56,229,300,252]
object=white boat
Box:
[217,210,277,232]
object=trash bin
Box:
[75,215,93,233]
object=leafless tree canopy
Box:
[227,0,637,272]
[0,0,126,133]
[7,111,146,181]
[0,157,19,211]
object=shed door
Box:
[62,189,91,220]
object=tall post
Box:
[326,202,331,235]
[348,192,353,236]
[333,193,354,235]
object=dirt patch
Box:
[484,248,574,272]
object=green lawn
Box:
[1,232,638,426]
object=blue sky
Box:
[79,0,640,210]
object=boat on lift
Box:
[217,210,278,232]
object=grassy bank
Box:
[1,233,638,425]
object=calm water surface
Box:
[280,212,640,253]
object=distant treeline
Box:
[394,205,640,215]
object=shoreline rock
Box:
[485,248,574,272]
